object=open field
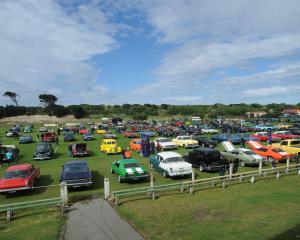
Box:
[0,122,299,239]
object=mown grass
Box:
[0,123,297,239]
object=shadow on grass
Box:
[270,224,300,240]
[54,152,64,159]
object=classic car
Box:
[228,133,260,144]
[289,127,300,135]
[157,129,174,138]
[79,127,89,135]
[6,129,19,137]
[172,135,198,148]
[152,137,177,151]
[140,131,156,138]
[42,132,56,142]
[211,134,230,143]
[96,128,106,134]
[123,131,138,138]
[111,158,149,183]
[33,142,53,160]
[272,139,300,155]
[184,147,228,172]
[251,132,281,142]
[0,164,40,193]
[192,136,217,148]
[100,139,122,155]
[201,127,219,134]
[64,133,75,142]
[273,131,300,140]
[83,133,93,141]
[39,127,48,132]
[103,131,117,139]
[23,125,33,133]
[149,151,192,177]
[275,123,293,130]
[221,141,266,167]
[0,145,19,163]
[19,135,33,144]
[60,161,92,188]
[69,143,90,157]
[246,140,293,162]
[252,125,278,131]
[130,139,142,151]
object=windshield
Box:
[37,144,50,152]
[64,165,88,173]
[5,170,28,179]
[124,163,140,168]
[164,157,183,163]
[182,137,192,140]
[106,141,115,145]
[158,138,170,142]
[243,150,255,155]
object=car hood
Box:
[0,178,27,189]
[63,172,91,180]
[159,142,176,147]
[163,161,192,169]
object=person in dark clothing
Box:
[240,136,245,148]
[233,158,240,174]
[57,128,61,136]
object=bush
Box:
[52,105,69,117]
[68,106,86,119]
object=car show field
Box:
[0,121,300,240]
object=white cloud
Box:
[243,86,289,97]
[0,0,118,105]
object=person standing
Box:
[240,136,245,148]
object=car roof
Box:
[157,151,181,159]
[7,164,33,171]
[64,160,88,166]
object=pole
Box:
[60,181,68,206]
[189,168,195,194]
[229,163,233,179]
[259,159,263,175]
[150,173,155,200]
[104,178,110,200]
[286,158,290,174]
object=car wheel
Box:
[118,175,122,183]
[240,160,246,167]
[199,165,205,172]
[162,171,168,178]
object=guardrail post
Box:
[229,163,233,179]
[250,175,255,184]
[7,210,13,222]
[239,174,243,182]
[189,168,195,194]
[104,178,110,200]
[276,171,280,179]
[60,181,68,206]
[222,181,226,189]
[263,170,267,178]
[259,159,263,175]
[285,158,290,174]
[180,183,184,192]
[150,173,155,200]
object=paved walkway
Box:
[64,198,144,240]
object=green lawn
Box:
[0,123,298,239]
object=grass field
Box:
[0,123,298,239]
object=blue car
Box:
[64,133,75,142]
[83,133,93,141]
[60,160,92,188]
[140,131,156,138]
[19,135,33,144]
[211,134,230,143]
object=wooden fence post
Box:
[60,181,68,206]
[239,174,243,182]
[259,159,263,175]
[285,158,290,174]
[104,178,110,200]
[7,210,13,222]
[250,175,255,183]
[189,168,195,194]
[276,171,280,179]
[229,163,233,179]
[150,173,155,200]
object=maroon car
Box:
[70,143,90,157]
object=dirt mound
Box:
[0,114,78,124]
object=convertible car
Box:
[0,164,40,193]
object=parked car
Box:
[104,131,117,139]
[273,131,300,140]
[23,125,33,133]
[246,140,293,162]
[96,129,106,134]
[152,137,177,151]
[19,135,33,144]
[201,127,219,134]
[184,147,228,172]
[157,129,174,138]
[0,164,40,193]
[0,145,19,164]
[211,134,230,143]
[192,136,217,148]
[252,125,278,131]
[6,129,19,137]
[79,128,89,135]
[83,133,93,141]
[64,133,75,142]
[149,152,192,178]
[33,142,53,160]
[172,135,198,148]
[221,141,266,167]
[100,139,122,155]
[251,132,281,142]
[69,143,90,157]
[39,127,48,132]
[111,158,149,183]
[272,139,300,155]
[60,161,92,188]
[123,131,138,138]
[130,139,142,151]
[42,132,56,142]
[140,131,156,138]
[288,127,300,135]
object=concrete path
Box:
[64,198,144,240]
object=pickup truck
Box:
[272,139,300,155]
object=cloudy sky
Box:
[0,0,300,106]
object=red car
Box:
[273,131,300,140]
[122,131,138,138]
[43,132,56,142]
[251,132,281,142]
[70,143,90,157]
[0,164,40,193]
[246,141,293,162]
[79,128,89,134]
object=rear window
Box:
[5,170,29,179]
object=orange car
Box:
[246,140,293,162]
[130,139,142,152]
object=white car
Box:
[172,135,198,148]
[152,137,177,150]
[149,152,192,177]
[201,127,219,134]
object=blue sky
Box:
[0,0,300,106]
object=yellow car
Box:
[96,129,106,134]
[172,135,198,148]
[100,139,122,155]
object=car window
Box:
[281,141,288,146]
[258,147,268,152]
[5,170,29,179]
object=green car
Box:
[24,125,32,133]
[111,158,149,183]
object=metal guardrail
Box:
[111,164,300,206]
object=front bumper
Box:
[0,186,31,193]
[65,180,93,188]
[186,144,198,148]
[168,170,192,176]
[33,155,52,160]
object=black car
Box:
[60,161,92,188]
[64,133,75,142]
[157,129,174,138]
[184,147,228,172]
[289,127,300,135]
[33,142,53,160]
[193,136,217,148]
[19,135,33,144]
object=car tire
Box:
[111,168,114,174]
[240,160,246,167]
[162,171,168,178]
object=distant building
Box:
[282,108,300,116]
[246,111,267,118]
